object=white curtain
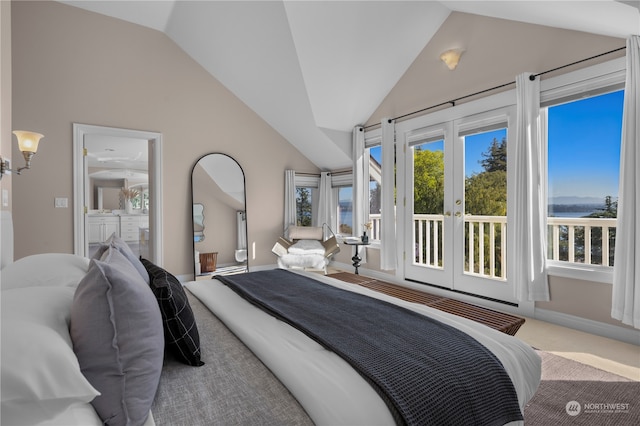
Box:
[284,169,296,238]
[612,35,640,328]
[315,171,334,236]
[353,126,367,261]
[513,73,550,301]
[380,118,397,270]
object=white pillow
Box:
[1,253,90,290]
[1,321,99,425]
[1,286,75,343]
[1,287,100,425]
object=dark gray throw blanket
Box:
[217,269,523,426]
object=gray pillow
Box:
[92,233,150,285]
[70,247,163,426]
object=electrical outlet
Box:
[2,189,8,207]
[54,197,68,208]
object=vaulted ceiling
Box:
[60,1,639,170]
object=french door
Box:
[401,107,517,304]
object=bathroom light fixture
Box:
[0,130,44,180]
[440,48,464,70]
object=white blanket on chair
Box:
[287,240,325,256]
[278,253,327,270]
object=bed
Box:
[185,270,541,426]
[1,244,540,426]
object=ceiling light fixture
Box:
[0,130,44,180]
[440,48,464,70]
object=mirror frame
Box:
[190,153,248,279]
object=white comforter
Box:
[185,271,540,426]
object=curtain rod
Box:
[363,45,626,130]
[296,170,352,177]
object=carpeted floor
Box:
[524,350,640,425]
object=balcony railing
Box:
[369,213,617,280]
[547,217,617,266]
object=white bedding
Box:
[185,270,541,426]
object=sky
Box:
[547,89,623,202]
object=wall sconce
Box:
[440,48,464,70]
[0,130,44,180]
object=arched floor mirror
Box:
[191,153,248,279]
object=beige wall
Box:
[10,0,317,275]
[537,277,634,330]
[359,11,627,328]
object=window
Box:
[127,185,149,211]
[293,173,320,227]
[328,171,353,236]
[296,187,314,226]
[368,145,382,241]
[337,186,353,234]
[292,172,353,232]
[544,89,623,275]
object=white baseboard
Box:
[176,273,193,283]
[535,308,640,346]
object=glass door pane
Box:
[462,129,507,281]
[413,140,445,269]
[453,109,516,303]
[404,122,454,289]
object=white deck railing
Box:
[547,217,617,266]
[369,213,617,280]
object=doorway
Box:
[73,124,163,264]
[400,106,517,304]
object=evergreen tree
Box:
[296,187,312,226]
[580,195,617,266]
[587,195,617,218]
[465,136,507,216]
[370,181,381,214]
[479,137,507,172]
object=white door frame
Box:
[73,123,163,265]
[396,91,517,303]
